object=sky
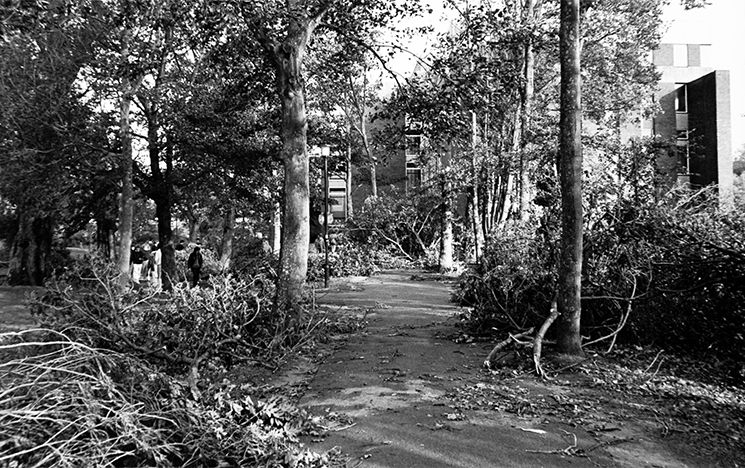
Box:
[660,0,745,155]
[387,0,745,156]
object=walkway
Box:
[301,271,617,468]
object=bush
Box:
[0,330,327,467]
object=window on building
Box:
[673,44,688,67]
[699,44,713,68]
[406,167,422,189]
[675,84,687,112]
[405,135,422,157]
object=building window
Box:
[405,135,422,157]
[675,84,687,112]
[406,167,422,189]
[699,44,713,67]
[673,44,688,67]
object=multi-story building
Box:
[639,43,733,196]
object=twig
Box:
[643,350,664,373]
[583,276,637,351]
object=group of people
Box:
[130,242,162,288]
[130,241,204,288]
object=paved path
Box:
[0,286,39,331]
[300,271,617,468]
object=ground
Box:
[290,271,743,467]
[1,272,742,467]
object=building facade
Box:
[645,43,733,195]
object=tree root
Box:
[484,327,534,370]
[533,297,559,378]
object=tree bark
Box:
[518,0,540,220]
[8,212,52,286]
[346,133,354,219]
[470,111,485,261]
[439,172,454,272]
[273,13,322,318]
[555,0,584,356]
[219,203,235,272]
[271,200,281,254]
[117,81,135,283]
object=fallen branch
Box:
[526,430,583,457]
[583,276,637,352]
[483,327,534,370]
[533,296,559,378]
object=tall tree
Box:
[555,0,584,356]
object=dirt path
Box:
[300,271,696,468]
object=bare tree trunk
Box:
[346,134,354,219]
[271,200,281,254]
[470,111,485,260]
[359,72,377,198]
[273,13,323,318]
[555,0,584,356]
[439,169,454,272]
[219,204,235,272]
[157,136,176,291]
[8,212,51,285]
[117,78,135,283]
[519,0,539,220]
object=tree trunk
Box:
[439,172,454,272]
[470,111,485,261]
[117,82,135,283]
[555,0,584,356]
[188,217,199,243]
[369,155,378,197]
[346,135,354,219]
[8,211,52,286]
[518,0,539,221]
[219,204,235,272]
[271,200,281,254]
[273,15,321,318]
[157,135,176,290]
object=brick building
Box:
[637,43,733,197]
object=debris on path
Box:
[296,271,743,467]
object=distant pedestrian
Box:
[130,245,144,283]
[151,243,162,289]
[187,245,203,288]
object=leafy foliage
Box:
[31,257,281,386]
[0,330,327,467]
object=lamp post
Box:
[322,146,330,288]
[311,145,331,288]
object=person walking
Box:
[187,245,203,288]
[151,243,162,289]
[131,245,144,283]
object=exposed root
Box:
[533,297,559,378]
[484,327,534,370]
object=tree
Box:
[204,1,418,318]
[0,2,109,284]
[555,0,584,356]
